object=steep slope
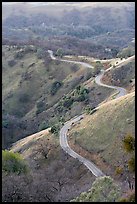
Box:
[102,58,135,92]
[2,44,92,148]
[3,45,114,149]
[68,91,135,183]
[2,129,95,202]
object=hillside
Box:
[68,91,135,189]
[2,45,115,149]
[2,92,135,202]
[2,2,135,202]
[2,129,95,202]
[102,53,135,92]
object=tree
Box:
[50,81,62,95]
[50,125,59,135]
[71,176,121,202]
[93,61,103,75]
[36,48,45,59]
[2,150,28,174]
[121,133,135,190]
[74,85,89,102]
[55,48,63,58]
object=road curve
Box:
[60,115,105,177]
[48,50,93,68]
[48,50,133,177]
[95,70,127,98]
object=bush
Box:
[115,167,123,175]
[118,192,135,202]
[74,86,89,102]
[36,101,45,115]
[63,97,74,108]
[128,157,135,172]
[93,61,103,75]
[55,48,64,57]
[36,48,44,59]
[123,133,135,153]
[18,93,30,103]
[2,150,28,174]
[76,94,86,102]
[14,51,24,59]
[50,81,62,95]
[71,176,121,202]
[38,121,49,131]
[8,60,16,67]
[50,125,60,135]
[2,120,11,128]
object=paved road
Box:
[48,50,133,177]
[60,115,105,177]
[95,70,127,98]
[48,50,93,68]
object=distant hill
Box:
[2,2,135,50]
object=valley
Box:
[2,2,135,203]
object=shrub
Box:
[36,48,44,59]
[36,101,45,115]
[2,150,28,174]
[2,120,11,128]
[75,86,89,102]
[55,48,63,57]
[18,93,30,103]
[123,133,135,153]
[71,176,121,202]
[38,121,49,131]
[128,157,135,172]
[115,167,123,175]
[118,192,135,202]
[8,60,16,67]
[63,97,74,108]
[14,51,24,59]
[50,125,60,135]
[50,81,62,95]
[93,61,103,75]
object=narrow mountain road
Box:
[48,50,93,68]
[48,50,133,177]
[95,70,127,98]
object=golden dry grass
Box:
[69,91,135,173]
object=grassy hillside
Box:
[2,92,135,202]
[2,129,95,202]
[2,45,115,149]
[69,92,135,183]
[2,44,89,147]
[102,55,135,92]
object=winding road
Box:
[48,50,93,68]
[48,50,134,177]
